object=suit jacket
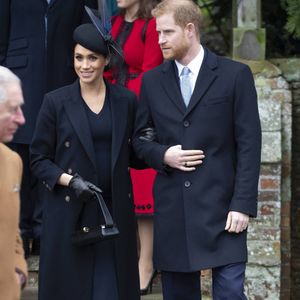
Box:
[133,48,262,272]
[0,143,27,300]
[30,80,140,300]
[0,0,97,144]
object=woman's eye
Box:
[75,55,82,61]
[89,56,97,62]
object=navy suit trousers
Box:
[161,262,247,300]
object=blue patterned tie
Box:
[180,67,192,106]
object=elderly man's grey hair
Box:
[0,66,21,104]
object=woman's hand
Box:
[68,173,101,202]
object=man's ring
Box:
[184,162,188,167]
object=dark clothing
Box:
[83,95,112,199]
[212,263,247,300]
[0,0,97,144]
[133,48,261,272]
[30,80,140,300]
[92,239,119,300]
[161,271,201,300]
[0,0,98,246]
[161,263,247,300]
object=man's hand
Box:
[225,211,249,233]
[163,145,204,171]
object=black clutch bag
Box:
[71,191,119,246]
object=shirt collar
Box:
[175,45,204,77]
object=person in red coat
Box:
[104,0,163,295]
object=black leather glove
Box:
[139,127,157,142]
[68,173,102,202]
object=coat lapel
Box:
[161,61,186,114]
[63,80,97,170]
[185,48,218,115]
[108,84,128,170]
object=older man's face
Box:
[0,83,25,143]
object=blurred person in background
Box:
[0,66,27,300]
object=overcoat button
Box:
[67,168,72,174]
[128,193,131,198]
[128,138,131,144]
[183,120,190,127]
[65,195,70,202]
[64,141,70,148]
[184,181,191,188]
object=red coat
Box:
[105,15,163,215]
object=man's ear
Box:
[185,22,196,38]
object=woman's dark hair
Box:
[120,0,161,19]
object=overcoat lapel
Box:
[108,84,128,170]
[63,81,97,170]
[161,61,186,114]
[185,48,218,116]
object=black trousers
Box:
[9,143,43,238]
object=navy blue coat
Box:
[0,0,97,144]
[30,81,140,300]
[133,48,261,272]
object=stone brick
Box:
[271,90,292,103]
[247,227,280,241]
[248,241,280,266]
[256,86,272,100]
[245,265,280,300]
[259,164,281,176]
[258,190,280,202]
[267,77,289,89]
[261,132,281,163]
[260,177,280,190]
[258,100,281,131]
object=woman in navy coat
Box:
[0,0,98,257]
[30,23,140,300]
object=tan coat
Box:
[0,143,28,300]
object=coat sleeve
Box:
[15,156,28,281]
[0,0,10,64]
[132,75,170,172]
[128,92,147,170]
[30,94,65,191]
[229,65,261,217]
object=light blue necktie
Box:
[180,67,192,107]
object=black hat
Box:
[73,23,109,56]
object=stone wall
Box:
[245,61,291,300]
[271,59,300,300]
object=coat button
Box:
[128,138,131,144]
[183,120,190,127]
[127,167,130,172]
[128,192,131,198]
[184,181,191,188]
[65,195,70,202]
[67,168,73,174]
[64,141,70,148]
